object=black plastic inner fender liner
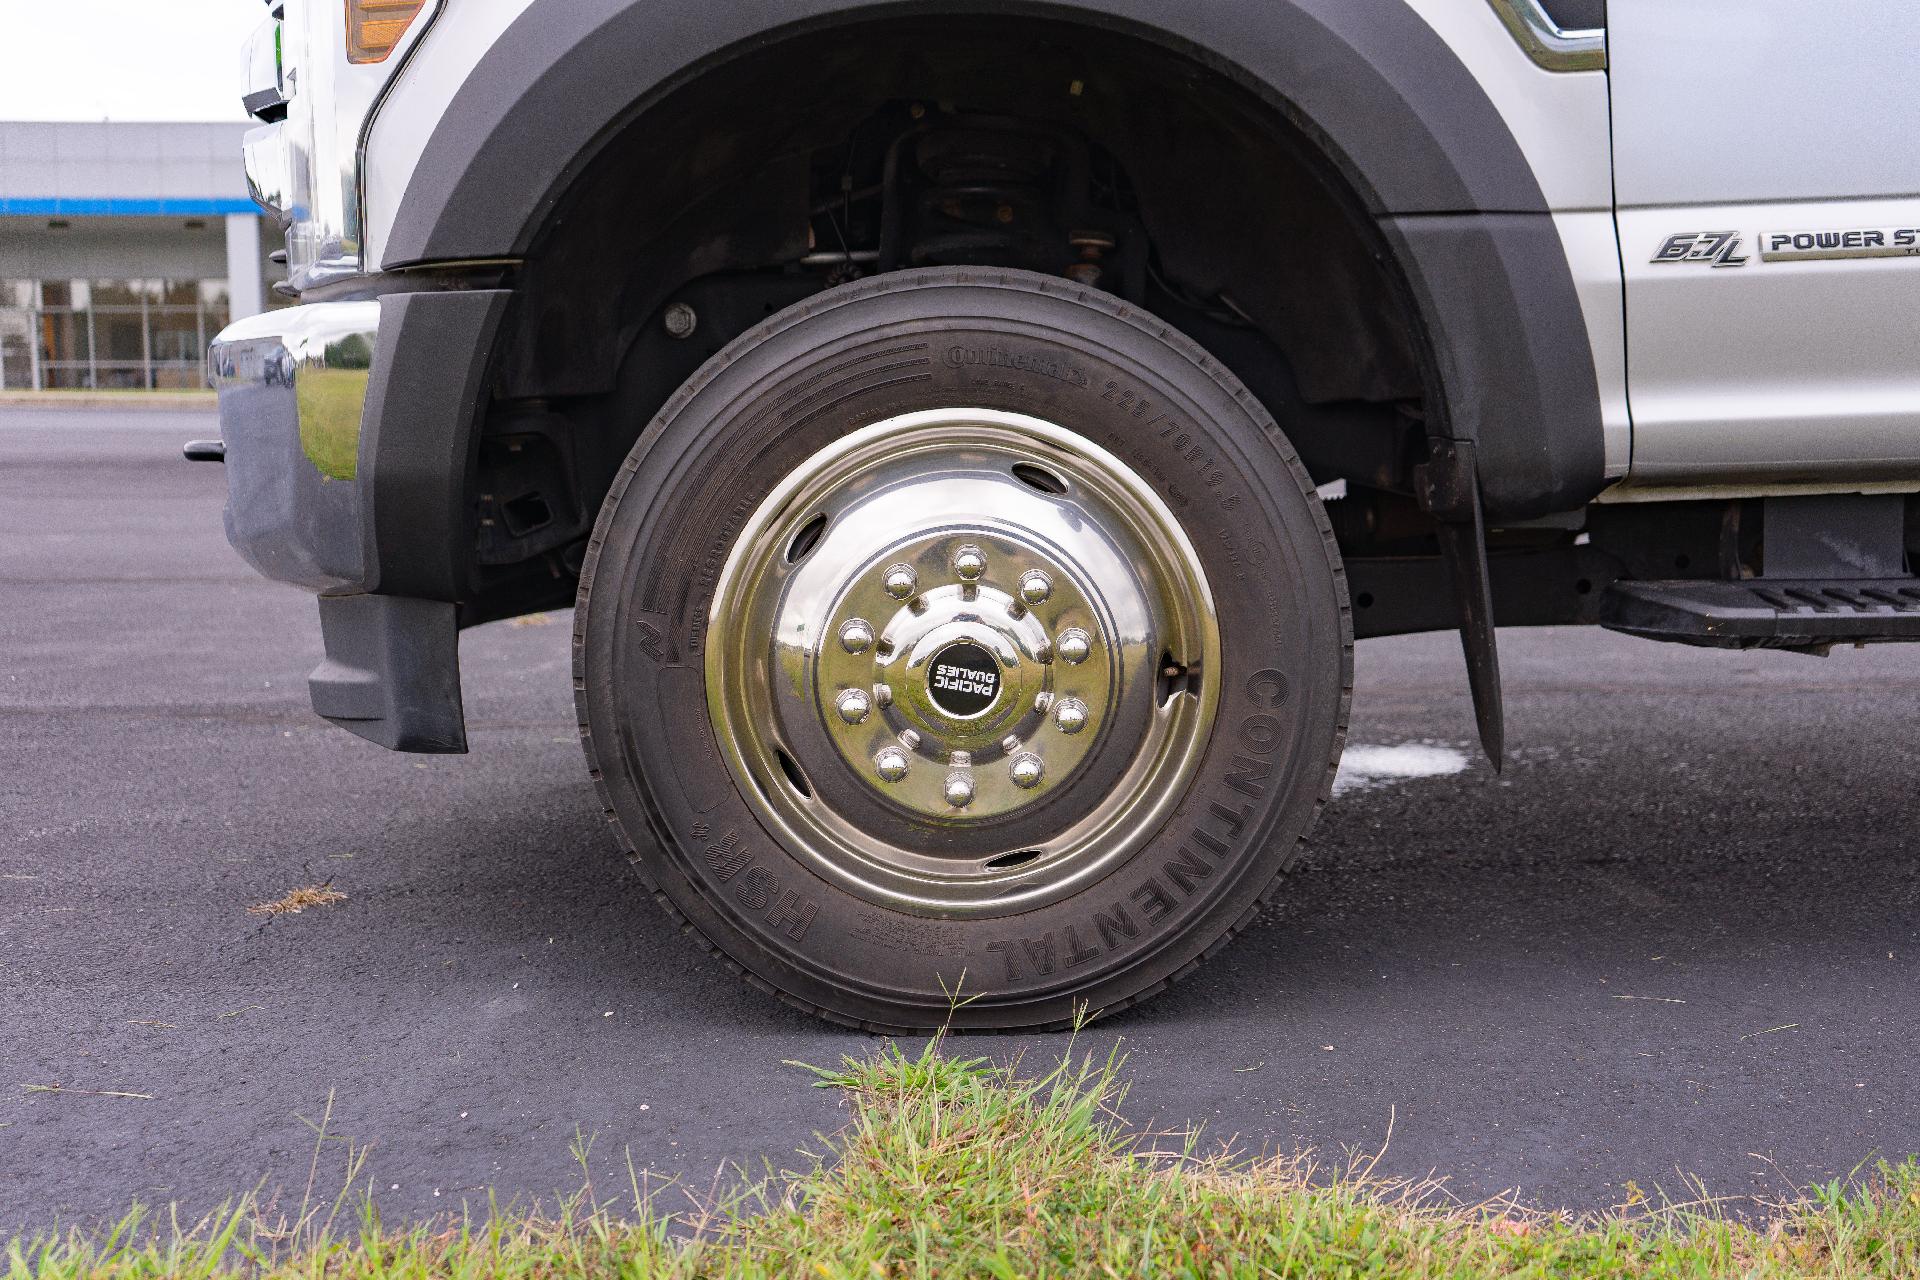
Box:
[383,0,1607,523]
[384,0,1547,268]
[311,593,468,753]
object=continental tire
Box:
[575,267,1350,1031]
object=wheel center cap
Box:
[927,640,1002,718]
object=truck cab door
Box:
[1610,2,1920,494]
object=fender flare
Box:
[384,0,1605,517]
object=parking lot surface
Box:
[4,407,1918,1230]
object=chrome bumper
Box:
[208,301,381,592]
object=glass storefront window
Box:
[39,280,88,309]
[149,307,204,362]
[150,363,204,390]
[95,309,145,364]
[42,366,93,390]
[36,309,89,366]
[0,276,233,390]
[0,312,31,389]
[91,280,153,306]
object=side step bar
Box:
[1600,578,1920,650]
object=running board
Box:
[1600,578,1920,650]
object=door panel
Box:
[1611,2,1920,491]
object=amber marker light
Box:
[345,0,427,64]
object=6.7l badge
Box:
[1651,231,1749,267]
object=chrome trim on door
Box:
[1486,0,1606,73]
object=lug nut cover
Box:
[839,618,875,654]
[836,689,872,724]
[1056,627,1092,664]
[943,772,976,807]
[1018,570,1053,605]
[1009,753,1045,789]
[882,564,917,600]
[1055,697,1089,734]
[874,747,910,782]
[952,544,987,581]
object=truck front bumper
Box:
[207,289,511,752]
[210,301,381,593]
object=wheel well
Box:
[460,14,1505,622]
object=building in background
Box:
[0,121,280,389]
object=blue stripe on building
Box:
[0,197,259,217]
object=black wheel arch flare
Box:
[385,0,1605,520]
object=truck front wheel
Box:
[574,268,1350,1030]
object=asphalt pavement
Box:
[4,406,1918,1232]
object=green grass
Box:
[9,1037,1918,1278]
[293,368,367,481]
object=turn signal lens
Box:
[345,0,427,64]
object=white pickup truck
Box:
[202,0,1920,1029]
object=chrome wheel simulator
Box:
[704,408,1220,915]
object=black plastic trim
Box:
[310,593,468,752]
[1601,578,1920,650]
[359,288,512,599]
[1537,0,1604,31]
[1382,212,1606,519]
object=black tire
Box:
[575,267,1350,1031]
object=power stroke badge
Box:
[928,641,1001,718]
[1759,227,1920,261]
[1653,226,1920,267]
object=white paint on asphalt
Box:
[1332,742,1471,796]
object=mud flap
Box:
[309,594,468,753]
[1418,439,1504,770]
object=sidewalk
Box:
[0,389,216,411]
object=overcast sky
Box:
[1,0,266,122]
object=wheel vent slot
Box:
[786,514,828,564]
[1155,650,1200,705]
[1011,463,1067,495]
[774,747,813,798]
[985,849,1043,871]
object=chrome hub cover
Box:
[705,408,1220,915]
[815,529,1116,819]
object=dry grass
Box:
[246,884,346,917]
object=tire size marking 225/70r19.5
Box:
[574,267,1351,1031]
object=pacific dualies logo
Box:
[928,641,1001,718]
